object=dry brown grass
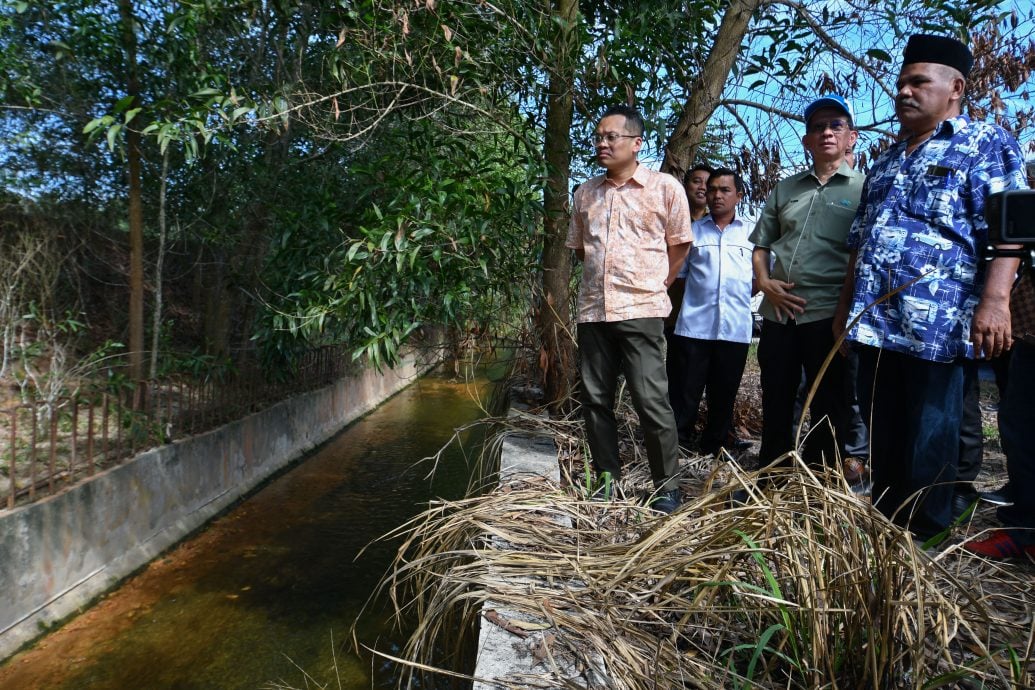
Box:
[366,413,1034,689]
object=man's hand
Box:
[971,253,1021,359]
[759,276,807,321]
[970,295,1013,359]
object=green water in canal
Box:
[0,366,501,690]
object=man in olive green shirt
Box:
[749,95,864,467]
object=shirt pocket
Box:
[814,202,857,245]
[611,211,667,289]
[777,196,806,230]
[683,240,718,284]
[905,170,962,231]
[730,239,755,282]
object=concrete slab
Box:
[471,424,608,689]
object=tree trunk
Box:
[119,0,146,409]
[660,0,762,179]
[149,150,169,381]
[537,0,579,411]
[202,249,231,357]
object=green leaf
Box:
[866,48,892,62]
[105,123,122,151]
[83,116,109,134]
[113,95,135,112]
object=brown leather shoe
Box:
[843,457,867,483]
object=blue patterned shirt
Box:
[846,116,1027,362]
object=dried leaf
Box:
[529,632,556,666]
[483,609,529,638]
[441,24,452,42]
[507,619,551,631]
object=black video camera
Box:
[984,189,1035,266]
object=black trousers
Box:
[998,341,1035,535]
[957,354,1011,487]
[665,328,689,441]
[757,317,850,467]
[857,347,964,539]
[672,336,749,454]
[792,348,869,458]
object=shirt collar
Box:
[808,161,855,183]
[592,162,649,190]
[938,114,969,136]
[893,114,969,152]
[700,214,743,230]
[629,163,650,186]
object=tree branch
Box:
[768,0,896,102]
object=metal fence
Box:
[0,346,350,511]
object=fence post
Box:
[49,405,58,495]
[29,405,38,501]
[102,393,109,464]
[70,399,79,485]
[7,411,16,509]
[87,404,95,476]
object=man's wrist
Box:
[977,295,1011,308]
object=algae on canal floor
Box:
[0,367,498,690]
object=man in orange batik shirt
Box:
[567,104,693,514]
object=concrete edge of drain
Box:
[470,413,607,689]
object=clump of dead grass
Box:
[368,453,1034,689]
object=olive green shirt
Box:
[749,162,864,324]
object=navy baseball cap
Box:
[803,95,854,125]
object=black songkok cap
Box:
[902,34,973,78]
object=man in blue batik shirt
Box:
[834,34,1026,540]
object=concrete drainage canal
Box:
[0,365,505,690]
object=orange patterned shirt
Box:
[566,165,693,323]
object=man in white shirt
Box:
[670,168,755,456]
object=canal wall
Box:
[0,353,433,661]
[472,419,608,689]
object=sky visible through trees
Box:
[2,0,1035,403]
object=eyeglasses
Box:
[590,132,641,145]
[807,119,850,134]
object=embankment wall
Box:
[0,354,430,660]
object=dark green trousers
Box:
[577,318,680,491]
